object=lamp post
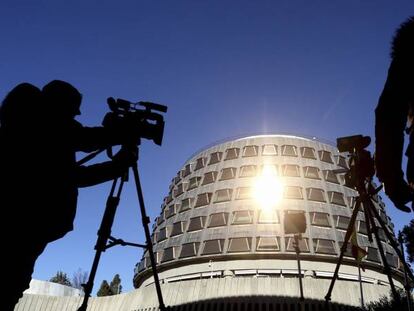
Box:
[284,211,307,302]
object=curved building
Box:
[133,134,403,308]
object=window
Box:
[180,242,200,258]
[285,237,309,252]
[306,188,326,202]
[202,239,224,255]
[338,242,353,257]
[323,170,339,184]
[187,177,202,190]
[187,216,206,232]
[256,237,280,251]
[157,213,165,225]
[165,204,177,219]
[386,252,398,268]
[209,152,222,165]
[228,237,252,253]
[232,210,254,225]
[347,196,356,209]
[214,189,233,203]
[303,166,320,179]
[173,175,181,185]
[239,165,257,178]
[202,171,218,185]
[208,212,229,227]
[236,187,253,200]
[181,164,191,178]
[313,239,336,254]
[358,221,368,235]
[366,247,380,262]
[262,144,278,156]
[378,228,387,242]
[156,227,168,242]
[194,192,213,207]
[282,164,300,177]
[284,186,303,199]
[335,215,350,230]
[174,183,186,197]
[225,147,240,160]
[318,150,333,163]
[164,193,173,204]
[145,252,161,266]
[300,147,316,159]
[137,260,145,272]
[335,155,348,168]
[328,191,346,206]
[310,212,330,227]
[220,167,237,180]
[162,246,179,262]
[259,164,278,176]
[258,210,279,224]
[195,157,206,170]
[179,198,193,212]
[281,145,298,157]
[242,145,258,157]
[170,221,186,237]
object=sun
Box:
[252,164,284,211]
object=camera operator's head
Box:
[0,83,42,128]
[42,80,82,119]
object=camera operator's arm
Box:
[375,60,412,212]
[71,120,139,153]
[76,146,137,187]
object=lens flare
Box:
[252,164,284,211]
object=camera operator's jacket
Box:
[1,119,127,244]
[375,16,414,185]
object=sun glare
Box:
[252,164,284,211]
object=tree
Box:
[366,289,413,311]
[96,280,112,297]
[110,274,122,295]
[49,271,72,287]
[72,268,89,290]
[402,219,414,263]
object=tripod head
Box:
[337,135,376,193]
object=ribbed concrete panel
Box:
[16,277,401,310]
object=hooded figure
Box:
[375,16,414,213]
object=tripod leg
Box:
[78,176,125,311]
[131,163,166,311]
[325,196,362,302]
[367,200,414,282]
[364,201,400,302]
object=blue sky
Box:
[1,1,413,294]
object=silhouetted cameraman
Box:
[375,16,414,213]
[0,80,139,310]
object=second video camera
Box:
[103,97,168,146]
[337,135,375,189]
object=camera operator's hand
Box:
[383,178,413,213]
[113,145,138,167]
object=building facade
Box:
[133,134,403,309]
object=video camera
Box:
[103,97,168,146]
[336,134,375,190]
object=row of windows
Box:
[140,238,395,269]
[173,146,347,184]
[158,188,349,224]
[153,211,382,242]
[167,166,345,202]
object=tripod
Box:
[77,149,166,311]
[324,179,414,304]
